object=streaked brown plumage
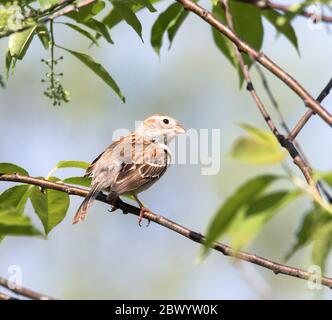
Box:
[73,114,185,225]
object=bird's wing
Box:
[111,142,169,194]
[85,138,125,179]
[85,134,170,194]
[85,151,105,177]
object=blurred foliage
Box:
[1,0,330,103]
[229,124,286,164]
[1,0,332,281]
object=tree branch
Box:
[254,66,332,203]
[220,0,321,199]
[1,0,332,127]
[176,0,332,126]
[0,276,56,300]
[1,174,332,289]
[240,0,332,24]
[0,292,19,300]
[290,78,332,140]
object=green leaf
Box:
[58,46,125,102]
[46,160,89,179]
[211,4,237,68]
[0,185,32,214]
[0,162,29,176]
[66,0,106,21]
[211,2,263,84]
[285,207,332,261]
[66,2,112,43]
[112,0,143,39]
[8,24,37,60]
[36,24,50,49]
[229,124,286,165]
[228,190,301,250]
[230,1,263,51]
[0,74,5,88]
[82,18,113,43]
[102,7,123,29]
[321,172,332,188]
[0,8,11,32]
[102,0,160,29]
[150,3,182,54]
[30,185,70,235]
[55,160,90,170]
[0,208,41,236]
[312,221,332,272]
[167,9,188,49]
[39,0,59,8]
[202,175,279,256]
[262,9,298,52]
[62,22,99,46]
[246,191,289,216]
[132,0,156,12]
[62,176,92,187]
[5,48,12,78]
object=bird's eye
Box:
[163,118,169,124]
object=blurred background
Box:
[1,0,332,299]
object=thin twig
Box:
[50,20,55,93]
[255,65,332,203]
[254,64,291,135]
[290,78,332,140]
[240,0,332,24]
[176,0,332,126]
[254,64,308,161]
[33,0,76,19]
[48,0,96,20]
[220,0,321,200]
[0,0,95,39]
[1,174,332,289]
[0,276,56,300]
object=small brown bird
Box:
[73,114,185,225]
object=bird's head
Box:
[136,114,186,144]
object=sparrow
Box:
[72,114,186,226]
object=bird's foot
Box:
[138,207,151,227]
[108,206,117,213]
[107,195,121,214]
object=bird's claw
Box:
[108,206,117,213]
[138,207,150,227]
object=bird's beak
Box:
[175,123,186,134]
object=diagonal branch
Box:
[290,78,332,140]
[220,0,321,199]
[176,0,332,126]
[255,66,332,202]
[1,173,332,289]
[0,276,56,300]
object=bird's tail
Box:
[72,183,104,224]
